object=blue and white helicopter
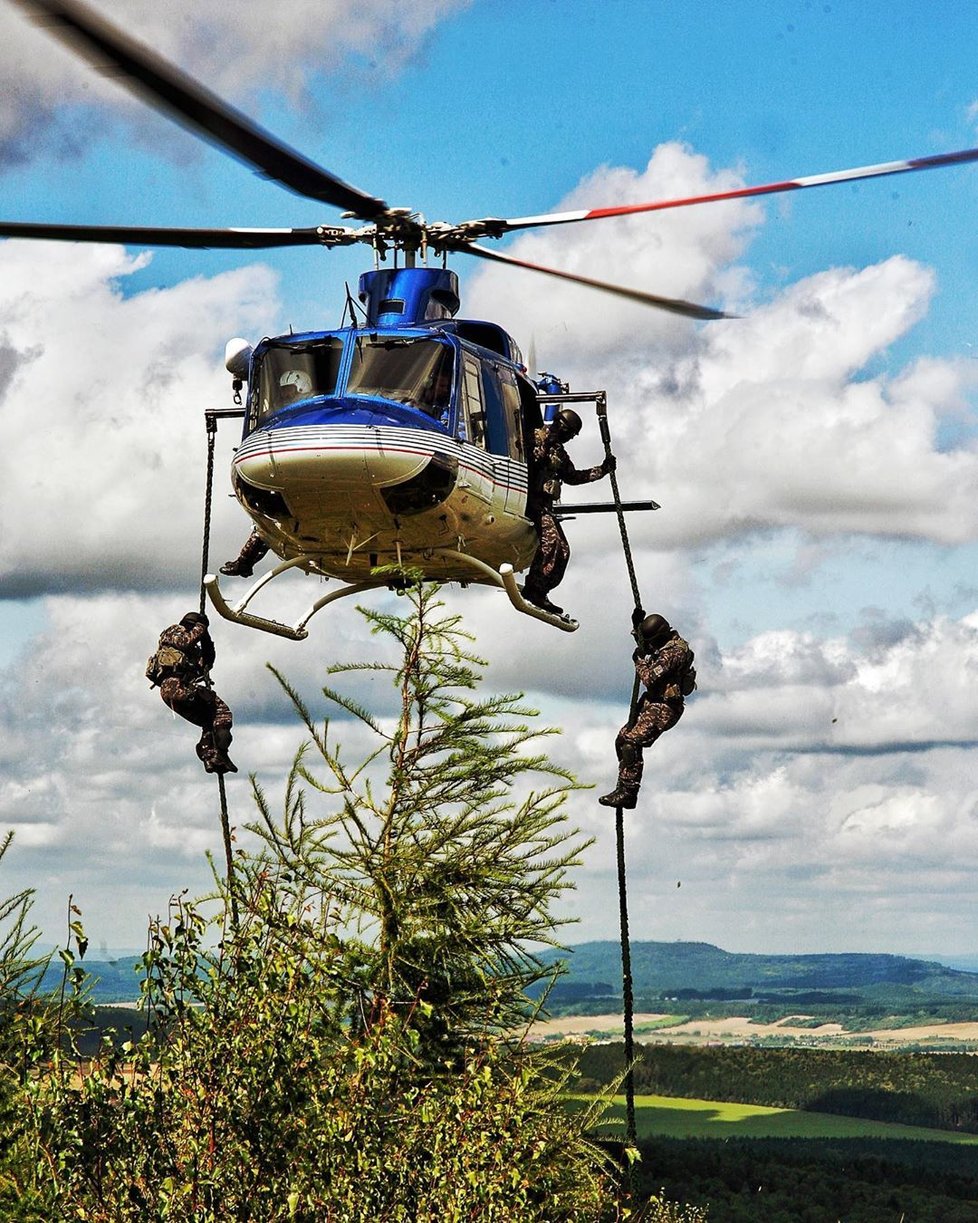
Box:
[7,0,978,639]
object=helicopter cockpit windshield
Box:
[253,339,344,424]
[347,337,454,420]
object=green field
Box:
[581,1094,978,1144]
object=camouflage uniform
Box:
[523,422,610,609]
[610,632,691,799]
[221,528,269,578]
[155,619,236,774]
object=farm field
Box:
[587,1093,978,1143]
[531,1011,978,1049]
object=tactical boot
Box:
[598,785,638,810]
[220,558,254,578]
[522,587,564,615]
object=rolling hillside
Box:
[534,941,978,1012]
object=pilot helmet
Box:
[279,369,313,398]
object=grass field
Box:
[577,1094,978,1144]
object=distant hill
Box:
[41,955,145,1004]
[37,941,978,1010]
[533,941,978,1009]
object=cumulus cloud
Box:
[0,0,470,165]
[542,610,978,953]
[0,242,279,595]
[467,143,978,553]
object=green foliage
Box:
[0,835,89,1221]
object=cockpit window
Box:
[252,339,343,424]
[347,338,454,419]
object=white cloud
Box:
[467,144,978,552]
[0,0,470,163]
[0,242,276,594]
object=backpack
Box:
[145,644,188,688]
[678,640,697,696]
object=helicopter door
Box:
[457,354,492,503]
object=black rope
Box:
[200,413,238,928]
[200,415,218,616]
[596,396,640,1148]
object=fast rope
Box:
[596,395,641,1149]
[201,412,238,928]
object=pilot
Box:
[147,611,237,775]
[220,528,269,579]
[598,611,693,810]
[522,407,615,615]
[278,368,313,404]
[415,364,453,418]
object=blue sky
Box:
[3,0,978,959]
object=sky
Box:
[3,0,978,960]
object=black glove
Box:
[631,606,646,628]
[602,454,617,474]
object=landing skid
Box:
[205,555,382,640]
[439,552,578,633]
[205,551,578,639]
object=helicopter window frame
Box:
[250,338,344,428]
[346,335,455,421]
[460,353,487,448]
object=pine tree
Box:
[255,579,592,1057]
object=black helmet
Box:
[639,613,671,645]
[180,611,209,629]
[555,408,582,438]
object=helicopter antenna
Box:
[343,282,365,328]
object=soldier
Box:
[522,408,615,614]
[220,528,269,578]
[599,610,695,810]
[147,611,237,775]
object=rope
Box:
[596,396,640,1149]
[200,415,218,616]
[200,413,238,929]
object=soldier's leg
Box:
[599,702,682,809]
[221,529,269,578]
[160,678,209,728]
[203,691,237,774]
[523,512,567,613]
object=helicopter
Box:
[6,0,978,640]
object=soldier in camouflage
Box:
[522,408,615,615]
[599,612,693,810]
[149,611,237,775]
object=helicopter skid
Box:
[204,556,382,640]
[438,553,578,633]
[205,550,577,639]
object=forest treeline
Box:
[578,1043,978,1132]
[625,1137,978,1223]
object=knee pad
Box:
[618,741,642,769]
[212,726,233,752]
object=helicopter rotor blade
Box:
[460,243,732,321]
[0,221,360,249]
[11,0,389,220]
[460,145,978,237]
